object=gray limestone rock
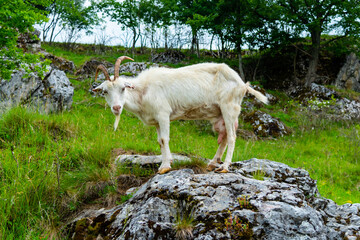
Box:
[65,158,360,240]
[335,53,360,92]
[116,154,192,169]
[244,110,292,138]
[0,67,74,113]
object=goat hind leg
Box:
[207,139,227,171]
[216,106,240,173]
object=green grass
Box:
[1,45,360,238]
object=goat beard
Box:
[114,115,120,131]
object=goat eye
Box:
[103,90,108,94]
[122,87,125,92]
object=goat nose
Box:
[113,105,121,111]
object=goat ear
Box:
[124,82,134,89]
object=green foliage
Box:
[0,0,51,79]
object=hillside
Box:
[0,42,359,239]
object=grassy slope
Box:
[0,43,359,239]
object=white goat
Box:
[93,56,268,174]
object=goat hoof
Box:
[206,164,217,171]
[158,167,171,174]
[215,167,229,173]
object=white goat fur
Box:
[94,61,268,174]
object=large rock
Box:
[65,158,360,240]
[75,59,114,78]
[335,53,360,92]
[42,51,76,74]
[244,110,292,138]
[116,62,162,77]
[288,83,360,120]
[17,29,41,53]
[152,50,185,64]
[0,67,74,113]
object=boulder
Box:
[65,158,360,240]
[0,67,74,113]
[17,29,41,53]
[244,110,292,138]
[42,52,76,74]
[75,59,114,78]
[335,53,360,92]
[116,154,192,170]
[287,83,339,103]
[152,50,185,64]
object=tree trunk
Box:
[196,36,200,57]
[305,30,321,87]
[238,49,245,81]
[164,27,168,50]
[191,31,196,55]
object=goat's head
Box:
[92,56,134,130]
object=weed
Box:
[251,166,267,181]
[171,157,208,174]
[174,200,195,240]
[116,163,156,177]
[224,210,253,239]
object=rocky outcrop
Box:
[152,50,186,64]
[75,59,114,79]
[116,154,192,169]
[42,51,76,74]
[17,29,41,53]
[288,83,360,120]
[335,53,360,92]
[244,111,292,138]
[0,67,74,113]
[115,62,162,77]
[65,158,360,240]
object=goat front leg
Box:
[156,116,172,174]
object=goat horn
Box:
[114,56,134,80]
[95,64,110,81]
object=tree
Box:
[100,0,142,56]
[41,0,100,44]
[0,0,51,79]
[174,0,214,56]
[274,0,360,86]
[61,0,100,46]
[41,0,68,43]
[206,0,251,80]
[139,0,162,51]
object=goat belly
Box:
[170,104,221,121]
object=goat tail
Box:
[245,82,269,104]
